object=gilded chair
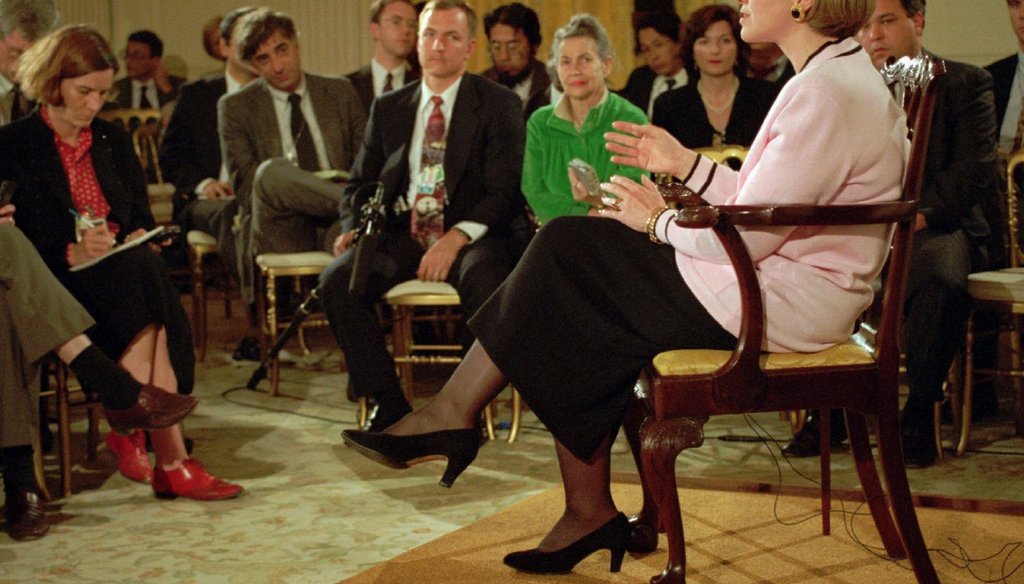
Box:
[622,55,943,584]
[186,230,233,362]
[98,108,174,223]
[955,151,1024,454]
[382,279,522,443]
[693,144,748,170]
[37,356,103,499]
[254,251,335,396]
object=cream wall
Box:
[55,0,1020,89]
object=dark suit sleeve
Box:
[458,84,526,230]
[340,99,387,233]
[919,67,1000,234]
[160,83,206,195]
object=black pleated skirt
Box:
[469,216,736,460]
[64,245,195,394]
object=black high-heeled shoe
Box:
[341,428,480,488]
[503,512,629,574]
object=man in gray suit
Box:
[219,8,367,302]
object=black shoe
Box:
[232,336,261,362]
[781,410,846,458]
[503,513,629,574]
[626,514,658,554]
[341,427,481,488]
[4,490,49,541]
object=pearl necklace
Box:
[697,76,739,113]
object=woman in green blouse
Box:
[522,14,647,225]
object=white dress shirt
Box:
[371,58,409,97]
[998,52,1024,153]
[647,69,688,118]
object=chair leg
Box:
[639,416,706,584]
[819,409,831,536]
[957,313,976,456]
[876,406,941,583]
[265,272,280,397]
[190,247,208,362]
[56,365,72,499]
[507,388,522,444]
[1012,314,1024,436]
[484,401,496,441]
[846,410,904,558]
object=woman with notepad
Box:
[0,25,241,501]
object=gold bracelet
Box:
[646,207,668,244]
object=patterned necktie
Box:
[411,96,446,248]
[1014,93,1024,153]
[288,93,319,171]
[383,72,394,93]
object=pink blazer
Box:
[655,38,909,352]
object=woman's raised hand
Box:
[598,174,667,233]
[605,121,694,178]
[68,223,115,266]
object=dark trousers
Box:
[904,227,982,403]
[319,227,526,401]
[179,198,240,282]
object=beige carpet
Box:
[342,483,1024,584]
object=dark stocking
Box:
[538,432,619,551]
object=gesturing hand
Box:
[604,121,695,179]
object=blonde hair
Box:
[18,24,117,106]
[803,0,875,39]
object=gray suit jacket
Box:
[218,72,367,213]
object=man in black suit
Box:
[988,0,1024,155]
[480,2,550,120]
[345,0,420,116]
[320,0,529,430]
[160,7,256,286]
[617,11,686,118]
[104,30,185,111]
[784,0,1002,468]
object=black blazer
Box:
[918,57,1001,266]
[986,54,1016,129]
[617,65,658,114]
[652,76,778,148]
[0,112,153,279]
[103,75,186,111]
[340,73,527,237]
[159,74,226,200]
[344,64,422,118]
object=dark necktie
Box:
[288,93,319,171]
[665,78,677,90]
[138,85,152,109]
[411,96,446,248]
[383,72,394,93]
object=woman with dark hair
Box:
[618,11,687,118]
[653,4,778,149]
[0,25,241,501]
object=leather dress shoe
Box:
[104,384,197,432]
[232,336,261,362]
[4,490,48,541]
[781,411,847,458]
[107,429,153,483]
[152,459,243,501]
[901,419,937,468]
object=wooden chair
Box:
[694,144,748,169]
[622,55,943,584]
[187,230,233,362]
[955,151,1024,454]
[98,108,174,223]
[254,251,335,396]
[37,356,103,499]
[382,279,522,443]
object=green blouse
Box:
[522,91,648,225]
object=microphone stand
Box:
[246,181,386,390]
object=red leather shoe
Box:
[152,459,243,501]
[106,429,153,483]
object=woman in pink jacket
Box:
[343,0,907,576]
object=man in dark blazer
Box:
[219,8,366,304]
[480,2,550,120]
[784,0,1002,468]
[617,11,686,118]
[345,0,420,117]
[104,30,185,111]
[987,0,1024,154]
[160,8,256,286]
[320,0,530,431]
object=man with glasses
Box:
[481,2,550,120]
[346,0,421,117]
[0,0,58,126]
[105,30,184,111]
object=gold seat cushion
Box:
[652,340,874,376]
[186,230,217,247]
[967,268,1024,302]
[255,251,334,270]
[385,279,460,306]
